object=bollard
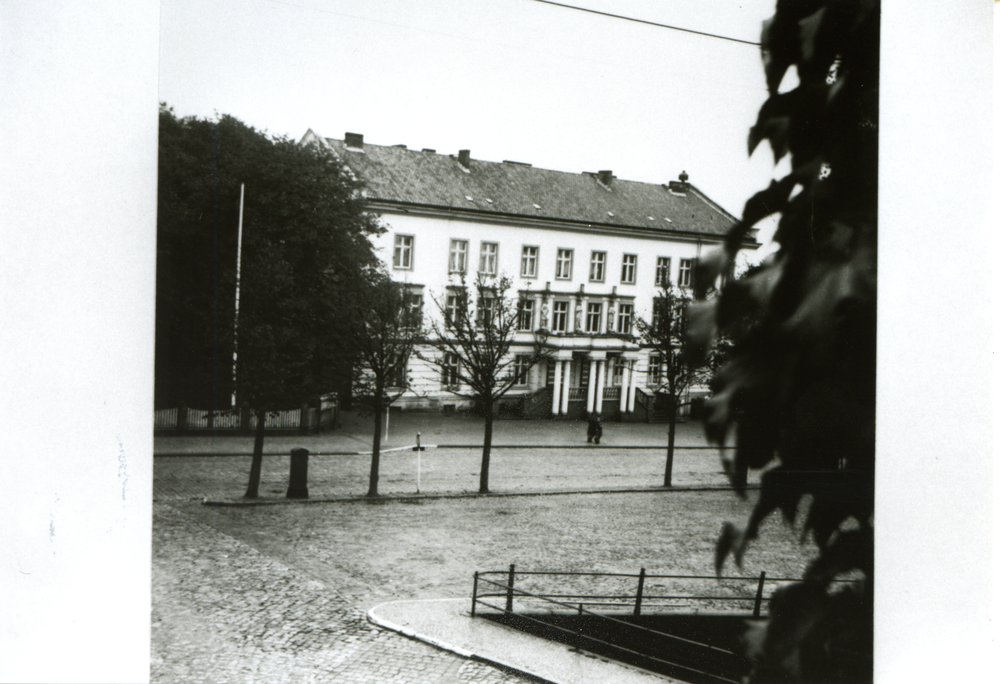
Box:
[413,432,425,493]
[287,447,309,499]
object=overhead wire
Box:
[267,0,760,48]
[531,0,761,46]
[262,0,766,94]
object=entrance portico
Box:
[548,350,576,416]
[585,351,605,415]
[545,347,640,418]
[618,354,640,414]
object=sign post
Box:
[412,432,426,493]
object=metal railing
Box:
[473,566,784,619]
[471,566,862,683]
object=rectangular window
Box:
[589,251,606,282]
[678,258,693,287]
[479,242,498,275]
[476,295,495,327]
[393,235,413,269]
[404,291,423,327]
[449,239,468,274]
[555,249,573,280]
[612,357,626,386]
[655,257,671,286]
[647,354,662,386]
[441,353,460,387]
[585,302,602,333]
[616,303,634,334]
[621,254,637,284]
[651,297,669,335]
[513,354,532,386]
[389,353,408,388]
[445,293,461,327]
[552,300,569,332]
[521,245,538,278]
[517,298,534,331]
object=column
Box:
[594,360,606,413]
[627,359,639,413]
[551,358,562,415]
[619,361,630,413]
[560,360,571,415]
[586,358,597,413]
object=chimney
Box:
[597,170,613,187]
[345,132,364,150]
[457,149,471,170]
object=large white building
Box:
[303,131,756,420]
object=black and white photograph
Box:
[1,2,994,683]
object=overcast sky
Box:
[159,0,787,235]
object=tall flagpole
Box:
[232,183,245,407]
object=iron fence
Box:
[471,565,862,683]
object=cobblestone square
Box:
[153,452,813,683]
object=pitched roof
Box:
[307,131,746,241]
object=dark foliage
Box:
[685,2,878,681]
[156,105,381,496]
[156,106,381,409]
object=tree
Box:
[635,283,713,487]
[685,1,878,681]
[420,274,547,494]
[344,269,425,497]
[156,105,382,498]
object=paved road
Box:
[152,414,790,683]
[153,502,531,684]
[153,490,812,683]
[154,411,715,455]
[154,446,751,503]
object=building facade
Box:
[302,130,756,420]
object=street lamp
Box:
[533,328,550,346]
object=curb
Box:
[367,600,552,684]
[198,484,757,507]
[367,601,475,659]
[156,445,727,457]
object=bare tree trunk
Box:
[244,408,267,498]
[664,401,677,487]
[368,390,384,497]
[368,408,383,497]
[479,400,493,494]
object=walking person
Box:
[586,413,603,444]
